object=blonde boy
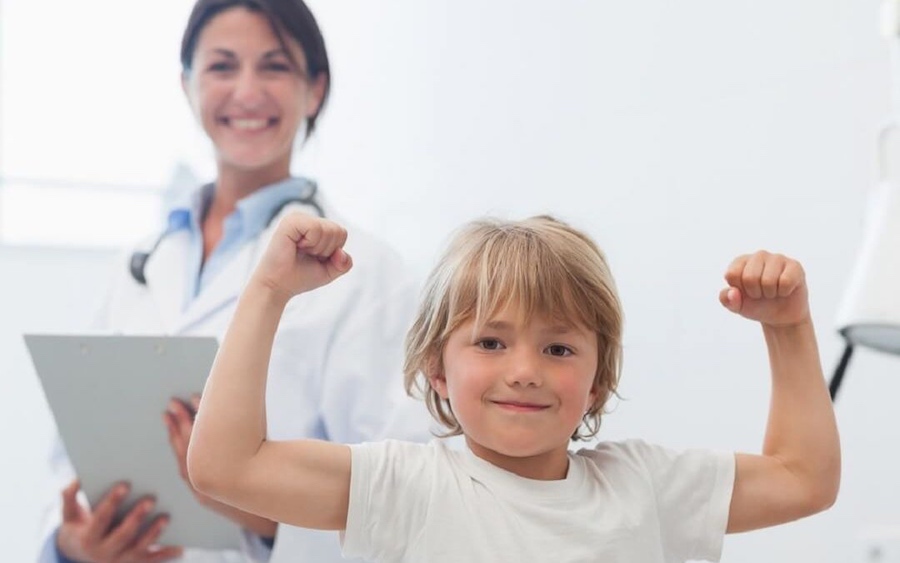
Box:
[188,213,840,563]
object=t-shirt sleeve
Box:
[341,440,434,561]
[629,440,735,562]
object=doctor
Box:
[38,1,430,562]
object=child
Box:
[188,212,840,563]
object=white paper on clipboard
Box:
[24,334,242,551]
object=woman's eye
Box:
[264,63,293,72]
[547,344,572,357]
[208,62,234,72]
[477,339,503,351]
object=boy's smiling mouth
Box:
[490,399,551,412]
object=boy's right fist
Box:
[252,212,353,302]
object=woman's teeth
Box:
[230,118,269,131]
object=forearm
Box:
[761,319,840,504]
[189,279,289,495]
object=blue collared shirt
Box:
[165,177,318,310]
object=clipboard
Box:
[24,334,242,551]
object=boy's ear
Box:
[425,356,449,399]
[587,379,603,412]
[429,373,449,400]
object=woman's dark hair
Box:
[180,0,331,135]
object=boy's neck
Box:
[465,437,571,481]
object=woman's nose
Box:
[232,69,266,109]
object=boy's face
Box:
[432,306,599,477]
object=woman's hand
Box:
[56,480,182,563]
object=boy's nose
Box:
[505,349,543,388]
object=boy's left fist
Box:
[720,251,810,327]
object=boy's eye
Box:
[546,344,573,357]
[477,338,503,351]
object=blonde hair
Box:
[403,215,623,440]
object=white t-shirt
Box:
[343,439,735,563]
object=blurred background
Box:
[1,0,896,561]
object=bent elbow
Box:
[811,479,840,513]
[186,447,223,497]
[803,469,841,516]
[818,455,842,511]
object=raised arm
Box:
[187,212,354,530]
[721,251,840,533]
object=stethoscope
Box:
[129,181,325,286]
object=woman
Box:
[38,1,429,562]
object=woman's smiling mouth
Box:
[220,116,278,131]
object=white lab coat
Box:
[38,200,434,563]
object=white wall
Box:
[2,0,898,561]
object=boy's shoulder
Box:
[574,439,734,480]
[574,438,665,461]
[352,438,462,463]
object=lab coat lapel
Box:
[170,195,321,334]
[175,239,258,333]
[142,230,192,334]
